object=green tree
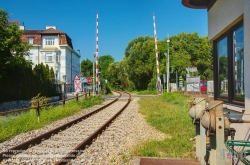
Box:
[106,58,131,90]
[0,9,31,79]
[0,9,32,102]
[98,55,114,85]
[49,67,55,84]
[124,33,213,91]
[167,33,213,82]
[125,36,156,90]
[107,62,121,88]
[80,58,93,78]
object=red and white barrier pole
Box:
[95,10,99,94]
[153,13,162,95]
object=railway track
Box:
[0,91,131,165]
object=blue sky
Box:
[1,0,208,62]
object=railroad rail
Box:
[0,91,131,164]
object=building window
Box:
[45,38,54,45]
[218,37,228,97]
[28,53,33,62]
[45,53,53,62]
[56,53,60,62]
[28,37,33,44]
[233,26,244,100]
[214,21,244,105]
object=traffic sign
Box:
[74,74,80,81]
[81,77,87,83]
[74,74,82,92]
[87,78,92,84]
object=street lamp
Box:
[77,49,81,74]
[166,35,170,92]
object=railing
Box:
[0,91,91,122]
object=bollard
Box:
[85,92,87,99]
[188,97,206,165]
[36,100,40,122]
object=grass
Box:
[0,96,104,143]
[131,92,195,159]
[130,90,158,95]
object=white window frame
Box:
[28,37,33,44]
[56,53,60,63]
[45,53,53,62]
[45,38,55,45]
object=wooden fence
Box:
[0,91,91,121]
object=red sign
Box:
[87,78,92,84]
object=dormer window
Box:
[45,38,54,45]
[28,37,33,44]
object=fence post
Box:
[63,93,65,107]
[76,93,78,102]
[85,91,87,99]
[36,100,40,122]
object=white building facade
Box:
[20,26,80,86]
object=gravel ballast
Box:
[1,96,168,165]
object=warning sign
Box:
[74,74,82,92]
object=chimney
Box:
[19,22,25,30]
[46,26,56,30]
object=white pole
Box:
[93,55,95,96]
[167,34,170,92]
[95,11,99,95]
[152,12,162,95]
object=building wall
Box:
[208,0,250,141]
[24,36,80,85]
[244,0,250,117]
[60,47,67,82]
[208,0,244,41]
